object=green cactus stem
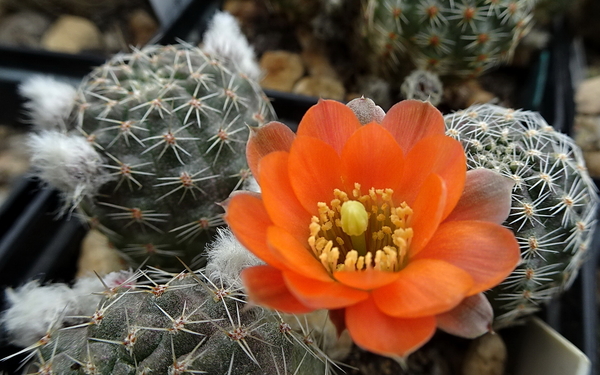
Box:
[29,43,275,270]
[22,268,333,375]
[444,103,598,327]
[363,0,537,79]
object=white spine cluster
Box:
[204,227,263,288]
[444,103,598,327]
[1,281,77,348]
[19,76,77,131]
[202,11,261,81]
[27,131,112,208]
[1,271,134,348]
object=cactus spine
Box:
[34,43,275,269]
[444,104,598,327]
[22,268,332,375]
[363,0,537,79]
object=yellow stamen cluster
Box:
[308,183,414,273]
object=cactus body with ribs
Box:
[444,104,598,327]
[22,269,331,375]
[31,43,275,269]
[363,0,537,78]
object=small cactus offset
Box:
[27,42,275,269]
[21,268,332,375]
[400,69,444,106]
[363,0,537,79]
[444,104,598,327]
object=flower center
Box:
[308,183,414,273]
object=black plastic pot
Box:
[525,18,598,375]
[0,177,87,373]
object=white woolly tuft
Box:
[28,131,112,209]
[19,75,77,131]
[94,269,136,290]
[205,228,263,288]
[202,11,261,81]
[1,281,86,347]
[1,271,133,348]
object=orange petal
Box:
[224,193,286,269]
[241,266,314,313]
[413,221,521,295]
[408,173,447,257]
[247,122,295,182]
[381,100,445,153]
[296,99,361,154]
[267,226,332,283]
[445,169,514,224]
[436,293,493,339]
[288,136,343,213]
[283,271,369,309]
[259,151,312,243]
[398,134,466,219]
[333,269,401,290]
[372,259,473,318]
[340,123,405,191]
[345,296,437,358]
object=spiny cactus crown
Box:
[364,0,538,78]
[64,43,274,269]
[20,268,334,375]
[444,103,598,327]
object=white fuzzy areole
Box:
[204,227,264,288]
[28,131,112,208]
[0,271,134,348]
[19,75,77,131]
[202,11,261,81]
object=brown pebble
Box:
[292,76,345,100]
[260,50,305,92]
[462,333,507,375]
[77,230,127,278]
[128,9,158,47]
[583,151,600,178]
[42,15,103,53]
[576,76,600,115]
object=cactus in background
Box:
[16,268,332,375]
[444,103,598,327]
[363,0,537,79]
[400,69,443,105]
[26,42,275,269]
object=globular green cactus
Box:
[22,268,332,375]
[29,43,275,269]
[363,0,537,79]
[444,103,598,327]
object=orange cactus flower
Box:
[225,99,520,358]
